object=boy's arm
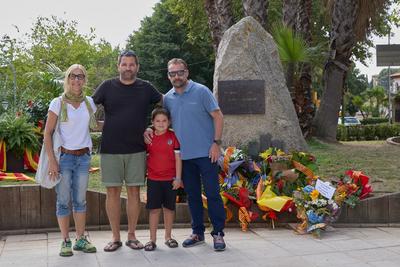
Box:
[172,152,182,190]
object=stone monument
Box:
[213,16,308,154]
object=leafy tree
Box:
[346,67,369,96]
[1,16,119,118]
[127,0,214,92]
[313,0,398,141]
[378,67,400,91]
[352,95,368,118]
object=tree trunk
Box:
[313,0,358,141]
[204,0,223,53]
[286,62,295,95]
[242,0,268,29]
[216,0,234,32]
[282,0,298,30]
[295,0,314,138]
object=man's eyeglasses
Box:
[69,74,85,81]
[168,70,187,77]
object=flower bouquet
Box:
[256,148,318,228]
[293,181,341,237]
[213,147,260,231]
[333,170,373,208]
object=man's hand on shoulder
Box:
[144,128,154,144]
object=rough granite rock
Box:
[213,16,307,153]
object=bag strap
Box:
[55,96,62,131]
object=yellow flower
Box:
[310,189,320,200]
[259,148,273,160]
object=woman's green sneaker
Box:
[73,236,97,253]
[60,239,73,257]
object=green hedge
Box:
[90,132,102,153]
[361,117,389,125]
[337,124,400,141]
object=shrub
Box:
[361,117,388,125]
[0,114,41,158]
[337,124,400,141]
[90,132,102,153]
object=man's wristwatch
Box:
[213,139,222,145]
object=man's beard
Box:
[121,70,136,81]
[172,79,186,88]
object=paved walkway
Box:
[1,227,400,266]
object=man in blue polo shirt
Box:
[149,58,226,251]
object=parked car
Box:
[338,116,361,126]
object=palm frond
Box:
[272,24,309,63]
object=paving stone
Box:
[301,252,363,267]
[346,247,400,262]
[1,227,400,266]
[368,259,400,267]
[47,252,98,267]
[2,239,47,251]
[323,238,375,251]
[0,241,4,255]
[271,238,333,256]
[5,233,47,242]
[387,245,400,255]
[252,256,315,267]
[228,239,291,259]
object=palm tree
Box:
[282,0,298,30]
[313,0,387,141]
[295,0,314,138]
[272,25,308,92]
[204,0,234,53]
[368,86,387,117]
[242,0,268,29]
[204,0,223,53]
[217,0,234,32]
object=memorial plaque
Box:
[218,80,265,114]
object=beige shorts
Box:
[100,152,146,187]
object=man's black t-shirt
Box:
[93,78,162,154]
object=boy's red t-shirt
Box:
[146,130,180,181]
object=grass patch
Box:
[308,138,400,193]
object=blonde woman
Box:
[44,64,97,257]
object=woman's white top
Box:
[49,96,97,151]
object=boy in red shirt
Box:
[145,108,182,251]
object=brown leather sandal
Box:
[125,239,144,250]
[144,241,157,251]
[103,241,122,252]
[165,238,178,248]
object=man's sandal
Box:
[125,239,144,250]
[103,241,122,252]
[165,238,179,248]
[144,241,157,251]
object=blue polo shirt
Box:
[164,80,219,160]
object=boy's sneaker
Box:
[212,233,226,251]
[182,234,205,247]
[60,239,73,257]
[73,236,97,253]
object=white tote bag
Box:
[35,101,63,188]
